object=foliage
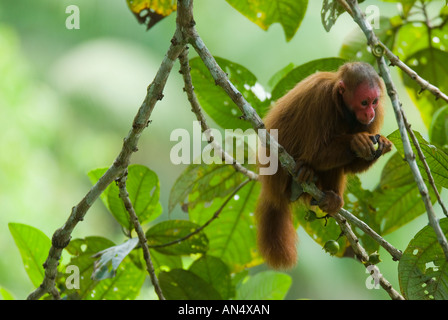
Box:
[8,0,448,300]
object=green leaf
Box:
[267,62,295,90]
[373,152,437,234]
[126,0,177,16]
[146,220,209,255]
[344,176,380,254]
[321,0,346,32]
[340,17,396,64]
[271,58,346,101]
[63,237,145,300]
[169,163,246,213]
[190,56,270,129]
[8,223,51,288]
[144,250,183,275]
[88,165,162,230]
[380,0,417,18]
[294,205,347,257]
[236,271,292,300]
[402,48,448,127]
[159,269,222,300]
[189,256,235,300]
[388,130,448,189]
[398,218,448,300]
[429,105,448,148]
[226,0,308,41]
[0,287,15,300]
[321,0,366,32]
[91,238,140,280]
[189,181,262,271]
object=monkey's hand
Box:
[318,191,344,215]
[350,132,379,161]
[294,160,316,184]
[373,135,393,159]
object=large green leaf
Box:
[126,0,176,16]
[189,256,235,300]
[146,220,209,255]
[429,105,448,148]
[169,163,246,213]
[388,130,448,189]
[373,152,436,234]
[9,223,51,288]
[398,218,448,300]
[189,56,270,129]
[235,271,292,300]
[271,58,346,101]
[88,164,162,230]
[159,269,222,300]
[63,237,145,300]
[189,181,261,271]
[0,287,14,300]
[226,0,308,41]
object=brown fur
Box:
[256,62,388,269]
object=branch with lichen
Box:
[178,46,258,181]
[116,171,165,300]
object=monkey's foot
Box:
[318,191,343,215]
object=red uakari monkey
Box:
[256,62,392,269]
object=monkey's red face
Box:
[340,82,381,125]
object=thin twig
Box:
[178,46,258,181]
[401,110,448,218]
[117,171,165,300]
[345,0,448,260]
[333,213,405,300]
[302,183,402,260]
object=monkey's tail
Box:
[255,186,298,269]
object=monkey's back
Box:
[264,71,342,163]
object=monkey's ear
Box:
[338,81,346,95]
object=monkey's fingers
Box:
[294,160,315,183]
[351,133,375,160]
[380,136,393,154]
[374,136,393,159]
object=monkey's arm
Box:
[344,135,392,173]
[299,132,391,173]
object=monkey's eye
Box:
[361,100,368,106]
[372,98,378,105]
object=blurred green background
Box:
[0,0,435,299]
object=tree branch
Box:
[345,0,448,260]
[27,8,188,301]
[332,213,405,300]
[117,172,165,300]
[178,46,258,181]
